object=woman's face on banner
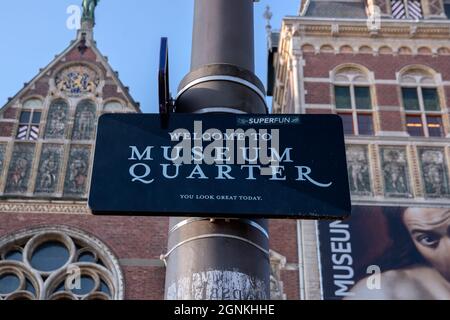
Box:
[403,208,450,281]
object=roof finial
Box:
[263,5,273,33]
[263,6,273,49]
[81,0,100,27]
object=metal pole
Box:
[164,0,270,300]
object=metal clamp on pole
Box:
[176,64,269,114]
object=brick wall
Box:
[269,219,300,300]
[303,53,450,80]
[302,52,450,133]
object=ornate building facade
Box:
[270,0,450,299]
[0,5,298,300]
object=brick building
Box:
[0,5,299,300]
[270,0,450,299]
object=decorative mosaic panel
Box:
[346,145,372,196]
[55,65,99,97]
[34,145,64,195]
[44,100,69,139]
[380,147,412,198]
[72,101,96,141]
[428,0,444,15]
[418,148,450,198]
[4,143,35,194]
[374,0,389,14]
[63,146,91,197]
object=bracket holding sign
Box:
[158,37,174,114]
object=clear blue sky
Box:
[0,0,299,113]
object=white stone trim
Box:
[0,226,124,300]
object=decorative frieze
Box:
[0,201,90,214]
[417,147,450,198]
[63,146,91,197]
[34,145,65,195]
[55,65,99,97]
[379,146,413,198]
[4,143,36,195]
[72,101,96,141]
[346,145,373,196]
[44,100,69,140]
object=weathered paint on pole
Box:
[164,0,270,300]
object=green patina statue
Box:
[82,0,100,23]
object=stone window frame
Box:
[0,226,124,300]
[15,97,44,142]
[398,65,447,138]
[331,64,376,136]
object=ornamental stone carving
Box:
[346,145,372,196]
[44,100,69,140]
[72,101,96,141]
[35,145,64,195]
[55,65,99,97]
[418,148,450,198]
[64,146,90,197]
[4,144,35,194]
[380,147,412,198]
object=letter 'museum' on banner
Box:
[317,206,450,300]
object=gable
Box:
[0,34,141,203]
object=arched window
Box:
[333,66,374,136]
[103,101,125,113]
[0,227,124,300]
[400,68,444,137]
[22,99,43,109]
[16,98,43,141]
[44,99,69,139]
[72,100,96,141]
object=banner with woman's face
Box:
[317,206,450,300]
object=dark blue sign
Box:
[89,114,351,219]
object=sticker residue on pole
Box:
[166,270,267,300]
